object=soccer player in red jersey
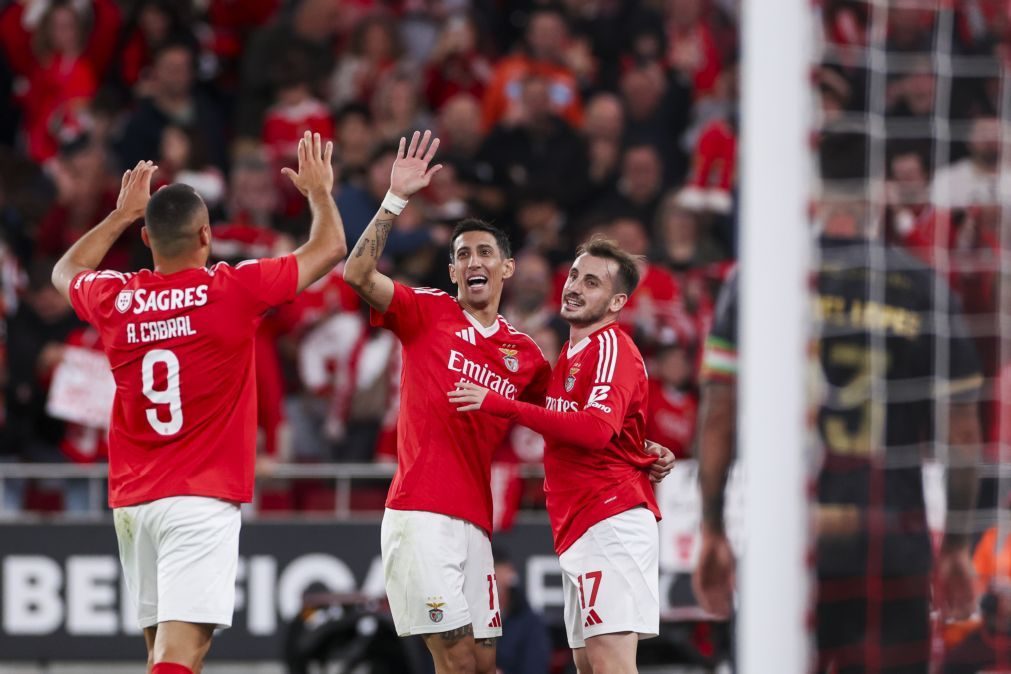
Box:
[343,129,555,674]
[450,237,661,674]
[50,131,347,674]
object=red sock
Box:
[151,664,194,674]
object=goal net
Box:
[740,1,1010,671]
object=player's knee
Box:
[474,641,497,674]
[573,648,593,674]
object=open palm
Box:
[389,130,442,199]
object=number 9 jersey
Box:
[69,256,299,508]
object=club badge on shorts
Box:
[426,599,446,623]
[565,362,581,392]
[499,346,519,373]
[116,290,134,313]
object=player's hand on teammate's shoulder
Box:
[390,129,443,200]
[645,440,674,483]
[116,160,158,221]
[448,379,489,412]
[281,130,334,198]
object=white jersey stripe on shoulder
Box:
[236,259,260,268]
[605,329,618,382]
[412,287,446,296]
[595,334,607,382]
[594,333,610,383]
[603,330,615,382]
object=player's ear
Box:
[610,292,628,313]
[501,257,515,280]
[140,226,152,250]
[199,224,211,247]
[448,263,458,284]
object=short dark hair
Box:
[145,183,206,257]
[575,235,641,295]
[449,219,512,261]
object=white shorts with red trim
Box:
[114,496,240,630]
[558,506,660,648]
[380,508,501,638]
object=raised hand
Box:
[116,160,158,221]
[282,131,335,197]
[390,130,443,199]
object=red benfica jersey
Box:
[545,323,660,554]
[371,282,551,533]
[69,256,299,507]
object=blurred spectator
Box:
[333,103,377,185]
[514,192,570,268]
[114,0,198,91]
[494,546,552,674]
[646,337,698,460]
[37,140,133,271]
[942,578,1011,674]
[603,216,681,346]
[664,0,723,100]
[582,92,624,193]
[591,144,666,226]
[886,60,936,120]
[502,249,565,336]
[329,12,403,110]
[423,13,492,111]
[887,5,934,53]
[156,124,226,210]
[371,66,433,144]
[482,5,583,130]
[619,62,691,182]
[262,47,336,171]
[885,144,936,246]
[5,261,82,503]
[115,41,228,171]
[237,0,340,139]
[654,195,727,271]
[0,0,122,162]
[476,76,590,216]
[932,116,1008,208]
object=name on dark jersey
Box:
[816,295,921,338]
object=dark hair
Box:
[449,219,512,261]
[575,235,641,295]
[145,183,206,257]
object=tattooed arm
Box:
[343,129,442,312]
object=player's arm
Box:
[944,400,980,552]
[284,131,348,293]
[51,160,156,301]
[343,129,443,312]
[448,380,614,448]
[698,381,736,535]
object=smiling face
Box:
[560,253,629,327]
[448,230,514,313]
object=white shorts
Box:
[559,507,660,648]
[381,509,501,638]
[114,496,241,630]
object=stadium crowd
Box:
[0,0,1007,526]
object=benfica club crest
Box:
[115,290,134,313]
[427,600,446,623]
[499,346,519,373]
[565,363,581,392]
